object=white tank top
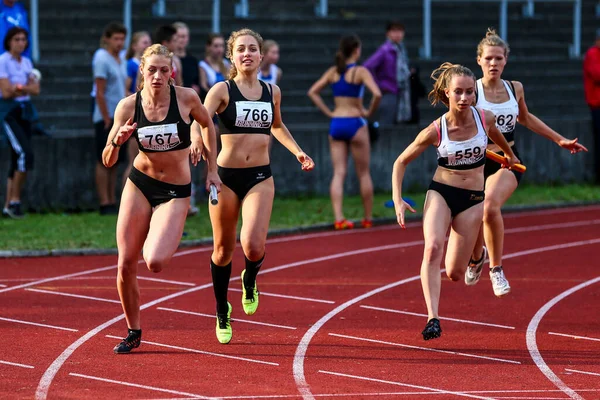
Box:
[258,64,279,85]
[435,106,488,170]
[475,79,519,143]
[199,60,229,88]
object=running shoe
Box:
[334,219,354,230]
[490,266,511,297]
[361,219,373,228]
[4,202,24,219]
[241,269,259,315]
[465,246,487,286]
[216,302,232,344]
[113,329,142,354]
[422,318,442,340]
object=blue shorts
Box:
[329,117,366,141]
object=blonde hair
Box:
[138,44,174,90]
[477,28,510,58]
[428,62,476,107]
[172,21,189,31]
[226,28,264,79]
[125,31,150,60]
[262,39,278,55]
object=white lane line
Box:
[0,284,6,287]
[329,333,521,364]
[504,219,600,234]
[294,237,600,400]
[0,316,78,332]
[0,360,34,369]
[156,307,296,330]
[105,335,278,366]
[37,240,417,400]
[548,332,600,342]
[318,370,494,400]
[137,276,196,286]
[565,368,600,377]
[146,388,600,400]
[527,275,600,400]
[69,373,213,399]
[504,238,600,261]
[360,305,516,330]
[7,211,597,294]
[25,288,121,304]
[229,288,335,304]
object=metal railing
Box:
[31,0,39,62]
[421,0,582,60]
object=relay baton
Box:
[209,184,219,205]
[485,150,526,173]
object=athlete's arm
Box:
[102,95,136,168]
[513,80,587,153]
[359,66,382,118]
[271,84,315,171]
[392,124,437,227]
[307,67,335,118]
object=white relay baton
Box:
[209,184,218,205]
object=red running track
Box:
[1,205,600,400]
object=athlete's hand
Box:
[205,170,221,193]
[190,136,204,166]
[296,152,315,171]
[113,117,137,146]
[395,199,416,229]
[558,137,588,154]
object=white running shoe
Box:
[490,266,511,297]
[465,247,487,286]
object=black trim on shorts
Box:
[218,164,272,201]
[128,166,191,208]
[483,146,523,184]
[428,180,485,218]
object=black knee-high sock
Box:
[243,254,265,290]
[211,260,232,314]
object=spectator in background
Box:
[199,33,230,101]
[0,0,30,58]
[363,21,411,126]
[258,39,282,85]
[584,30,600,184]
[154,24,182,86]
[173,21,200,95]
[93,22,127,215]
[0,27,40,218]
[121,31,151,189]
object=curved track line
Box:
[526,276,600,400]
[34,240,424,400]
[293,237,600,400]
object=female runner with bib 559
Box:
[392,63,518,340]
[103,44,220,354]
[193,28,315,344]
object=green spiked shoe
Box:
[216,302,232,344]
[241,269,259,315]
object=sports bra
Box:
[331,64,364,98]
[218,79,273,135]
[435,106,488,170]
[258,64,279,85]
[475,79,519,143]
[132,85,192,153]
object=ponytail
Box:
[428,62,475,107]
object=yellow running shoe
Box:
[216,302,232,344]
[241,269,259,315]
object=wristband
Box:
[111,137,121,148]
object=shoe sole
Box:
[494,287,511,297]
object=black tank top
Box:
[218,79,273,135]
[132,85,192,153]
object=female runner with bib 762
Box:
[193,28,315,344]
